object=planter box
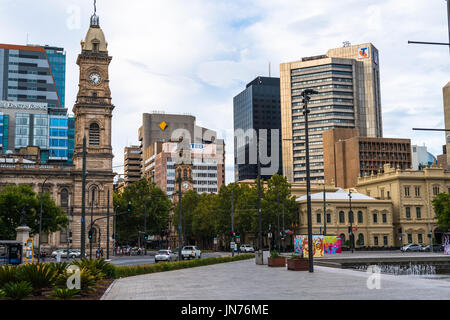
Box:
[287,258,309,271]
[268,257,286,267]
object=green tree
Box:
[0,184,68,240]
[173,190,201,245]
[114,179,171,244]
[432,193,450,231]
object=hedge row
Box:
[113,254,255,279]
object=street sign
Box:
[268,233,272,238]
[236,237,240,244]
[230,242,236,249]
[352,227,358,231]
[213,238,217,245]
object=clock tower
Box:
[73,11,113,171]
[173,147,194,203]
[71,7,115,253]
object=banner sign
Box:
[294,235,324,257]
[324,236,342,254]
[444,234,450,255]
[25,238,34,264]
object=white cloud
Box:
[0,0,448,183]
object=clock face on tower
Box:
[183,183,190,190]
[89,72,102,85]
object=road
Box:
[108,251,233,266]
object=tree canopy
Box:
[113,178,172,244]
[432,193,450,231]
[0,184,68,240]
[173,174,299,249]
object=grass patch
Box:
[113,254,255,279]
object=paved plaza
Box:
[102,257,450,300]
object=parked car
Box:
[240,244,255,253]
[400,244,422,252]
[51,249,69,258]
[51,249,85,259]
[181,246,201,260]
[421,244,444,252]
[155,250,178,262]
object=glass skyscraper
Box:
[233,77,283,182]
[0,43,72,163]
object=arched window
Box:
[340,233,346,243]
[358,211,363,223]
[60,189,69,208]
[358,233,364,246]
[339,211,345,223]
[348,210,354,223]
[89,123,100,146]
[183,169,187,179]
[89,186,97,206]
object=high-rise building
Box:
[281,43,382,183]
[142,141,225,200]
[233,76,282,182]
[323,128,411,189]
[124,145,142,185]
[0,44,73,162]
[0,44,66,110]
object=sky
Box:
[0,0,449,184]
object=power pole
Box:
[231,189,235,257]
[178,169,182,261]
[80,136,87,259]
[106,189,110,260]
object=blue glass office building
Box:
[0,43,73,163]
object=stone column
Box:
[16,225,31,263]
[16,225,31,245]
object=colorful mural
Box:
[444,234,450,255]
[324,236,342,254]
[294,235,324,257]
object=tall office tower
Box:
[233,77,282,182]
[138,112,225,191]
[0,44,73,162]
[0,44,66,110]
[443,82,450,170]
[281,43,382,183]
[124,145,142,185]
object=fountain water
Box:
[355,262,437,276]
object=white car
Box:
[240,244,255,253]
[181,246,201,260]
[155,250,178,262]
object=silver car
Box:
[240,244,255,253]
[155,250,178,262]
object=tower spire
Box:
[90,0,100,27]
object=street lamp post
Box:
[257,141,263,259]
[349,190,354,253]
[323,185,327,236]
[38,176,51,264]
[301,88,318,273]
[277,188,281,252]
[178,169,183,261]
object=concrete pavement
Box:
[102,258,450,300]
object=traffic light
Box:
[69,232,72,238]
[127,201,132,213]
[88,229,93,240]
[143,234,148,241]
[348,226,352,234]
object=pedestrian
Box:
[96,248,100,259]
[100,247,104,258]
